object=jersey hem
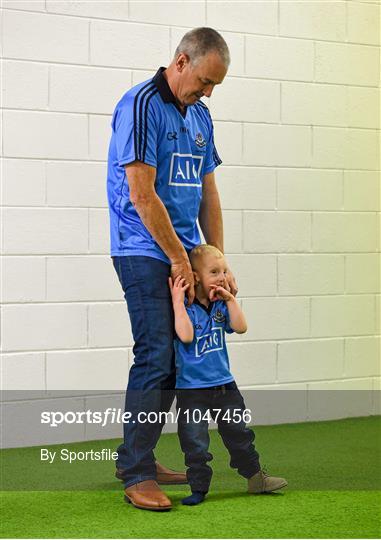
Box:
[110,249,170,264]
[175,376,234,390]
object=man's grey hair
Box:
[174,27,230,67]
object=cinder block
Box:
[3,0,45,10]
[222,210,243,254]
[3,111,88,160]
[228,342,277,386]
[206,1,277,35]
[376,295,380,335]
[2,256,46,302]
[171,28,245,77]
[344,171,380,211]
[3,159,45,206]
[3,208,88,255]
[90,20,170,69]
[312,212,378,253]
[217,167,276,210]
[89,114,112,161]
[373,377,381,415]
[347,87,379,129]
[315,42,379,86]
[2,304,88,352]
[46,349,129,391]
[278,339,343,383]
[3,61,48,109]
[3,11,89,64]
[47,256,121,302]
[347,2,380,46]
[243,212,311,253]
[307,378,374,421]
[277,169,343,211]
[131,70,156,86]
[243,297,310,340]
[312,127,379,170]
[346,254,380,294]
[130,0,205,26]
[278,254,344,296]
[84,393,126,440]
[311,295,375,337]
[50,65,132,114]
[246,35,314,82]
[344,337,380,378]
[213,121,242,165]
[211,78,280,123]
[227,254,277,297]
[89,208,110,255]
[1,353,45,391]
[46,162,107,208]
[243,124,311,167]
[88,302,134,348]
[46,0,129,19]
[281,82,346,127]
[279,0,345,41]
[240,384,308,426]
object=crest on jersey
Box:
[195,132,206,148]
[212,309,226,323]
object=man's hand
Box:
[226,268,238,297]
[171,258,195,305]
[168,276,190,306]
[209,285,234,303]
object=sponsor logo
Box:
[195,132,206,148]
[212,309,226,323]
[167,131,178,140]
[196,327,223,357]
[168,153,203,187]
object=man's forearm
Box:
[134,194,187,263]
[199,173,224,252]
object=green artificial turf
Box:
[1,416,380,538]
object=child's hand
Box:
[168,276,190,305]
[209,285,234,303]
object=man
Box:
[107,27,236,511]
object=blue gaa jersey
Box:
[175,299,235,389]
[107,67,222,263]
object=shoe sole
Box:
[249,480,288,494]
[116,471,188,485]
[124,494,172,511]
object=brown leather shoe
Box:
[155,460,187,485]
[116,460,188,485]
[124,480,172,511]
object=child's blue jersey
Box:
[175,299,235,389]
[107,67,222,263]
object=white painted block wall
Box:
[1,0,380,446]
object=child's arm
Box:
[168,276,194,343]
[209,286,247,334]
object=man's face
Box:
[176,51,227,106]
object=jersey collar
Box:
[152,66,187,117]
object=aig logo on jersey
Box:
[168,153,203,187]
[196,327,223,357]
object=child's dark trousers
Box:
[176,381,261,493]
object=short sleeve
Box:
[111,94,158,169]
[203,109,222,176]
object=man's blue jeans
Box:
[112,256,176,488]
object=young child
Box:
[169,244,287,505]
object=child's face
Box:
[195,253,228,297]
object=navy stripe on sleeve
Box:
[133,81,155,161]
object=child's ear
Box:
[193,270,200,285]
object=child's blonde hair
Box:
[189,244,224,270]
